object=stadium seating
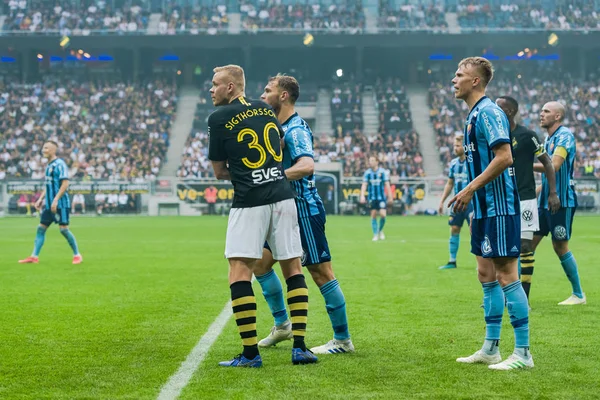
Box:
[379,3,447,30]
[3,0,150,33]
[157,4,228,35]
[0,79,177,181]
[239,1,365,31]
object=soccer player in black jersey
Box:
[208,64,317,367]
[496,96,560,302]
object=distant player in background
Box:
[449,57,532,370]
[257,74,354,354]
[19,141,82,265]
[208,65,317,367]
[532,101,585,305]
[360,156,393,241]
[438,134,472,270]
[496,96,560,302]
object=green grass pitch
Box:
[1,215,599,399]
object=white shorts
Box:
[520,198,539,239]
[225,198,302,261]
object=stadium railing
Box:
[2,177,598,217]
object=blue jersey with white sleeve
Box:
[282,112,324,218]
[44,158,70,209]
[463,97,519,219]
[363,167,389,202]
[539,126,577,209]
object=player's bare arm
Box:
[52,179,70,213]
[439,178,454,214]
[449,142,513,213]
[211,160,231,180]
[35,188,46,210]
[385,181,393,204]
[285,156,314,181]
[537,152,560,213]
[359,182,367,204]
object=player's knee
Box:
[552,240,569,257]
[450,226,461,235]
[520,240,533,253]
[37,225,47,234]
[307,262,335,287]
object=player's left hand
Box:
[51,200,58,213]
[548,192,561,214]
[387,198,393,205]
[448,186,474,214]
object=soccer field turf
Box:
[1,215,599,399]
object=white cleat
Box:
[558,294,586,305]
[310,339,355,354]
[489,353,534,370]
[258,322,293,347]
[378,231,386,240]
[456,350,501,365]
[372,234,379,242]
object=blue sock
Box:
[502,280,530,350]
[378,217,386,232]
[371,218,378,235]
[481,281,504,354]
[449,233,460,262]
[32,226,47,257]
[559,252,584,298]
[60,228,80,255]
[320,279,350,340]
[256,270,288,326]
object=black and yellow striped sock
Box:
[520,252,535,299]
[230,281,259,360]
[286,274,309,351]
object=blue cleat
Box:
[292,348,318,365]
[218,354,262,368]
[439,262,457,270]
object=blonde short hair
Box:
[213,64,245,91]
[458,57,494,87]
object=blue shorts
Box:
[471,215,520,258]
[40,208,70,226]
[265,211,331,267]
[536,207,575,241]
[449,205,473,227]
[369,200,386,210]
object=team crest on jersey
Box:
[554,226,567,240]
[481,235,492,256]
[522,210,533,222]
[550,143,555,153]
[467,124,472,134]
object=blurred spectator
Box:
[379,2,447,30]
[0,78,177,181]
[71,193,85,213]
[158,4,228,35]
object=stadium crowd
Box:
[0,79,177,181]
[379,2,447,30]
[428,67,600,178]
[3,0,150,33]
[157,4,228,35]
[239,0,365,31]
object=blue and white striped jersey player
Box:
[360,156,393,241]
[531,101,585,305]
[449,57,532,370]
[256,74,354,354]
[438,134,472,270]
[19,140,82,265]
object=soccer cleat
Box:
[439,262,457,270]
[378,231,386,240]
[218,354,262,368]
[489,353,534,370]
[258,323,293,347]
[558,294,586,305]
[310,339,355,354]
[372,234,379,242]
[456,350,501,365]
[73,255,83,265]
[19,256,39,264]
[292,348,318,365]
